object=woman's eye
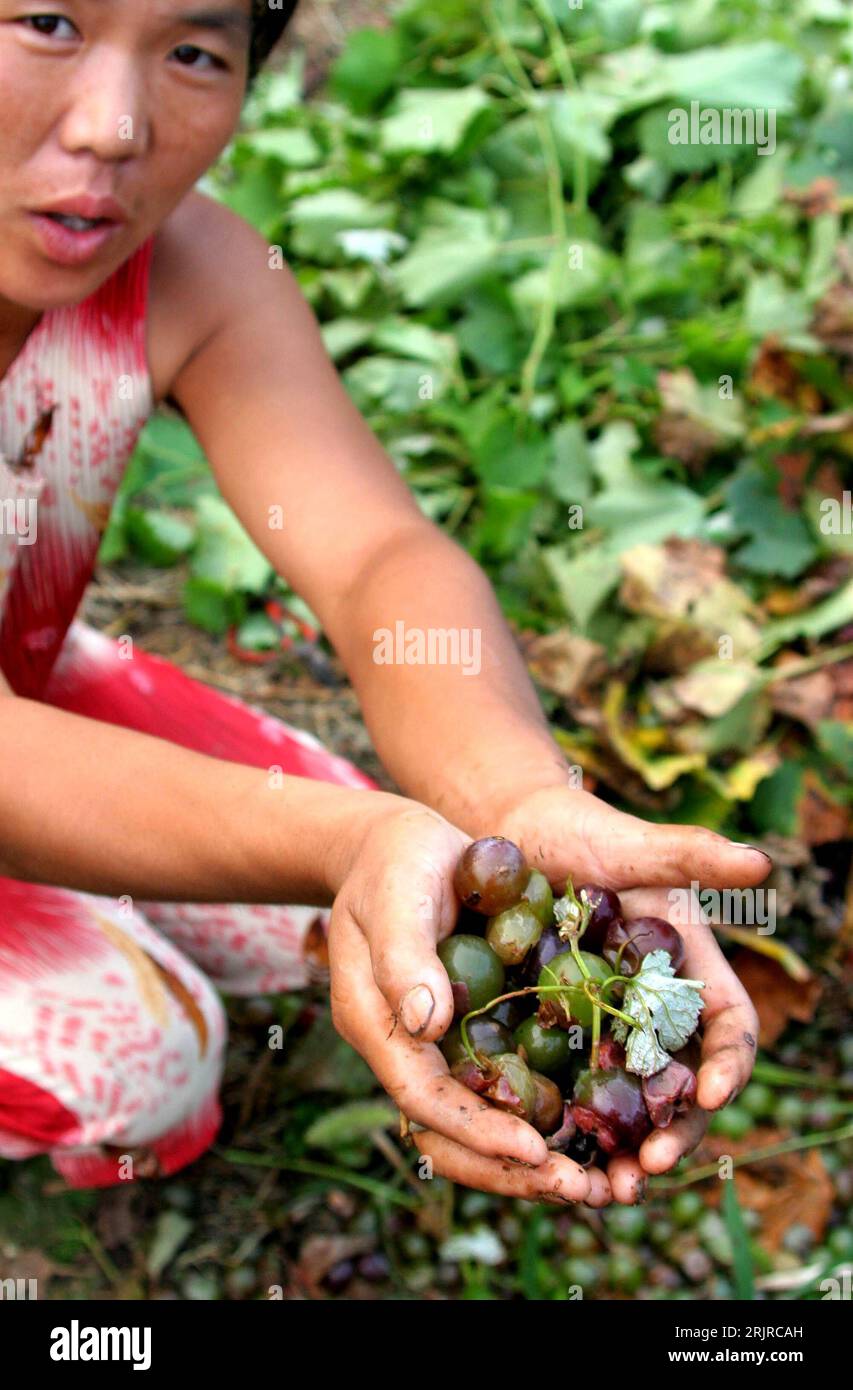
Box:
[171,43,226,72]
[19,13,77,39]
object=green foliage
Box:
[103,0,851,833]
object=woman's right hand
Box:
[326,802,613,1207]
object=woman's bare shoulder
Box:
[146,189,272,408]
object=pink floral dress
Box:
[0,237,376,1188]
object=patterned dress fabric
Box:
[0,238,376,1187]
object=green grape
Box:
[537,950,610,1029]
[438,935,505,1016]
[775,1095,806,1129]
[514,1016,576,1076]
[605,1206,648,1245]
[740,1082,775,1119]
[485,902,543,966]
[521,870,554,927]
[671,1190,704,1227]
[607,1247,645,1293]
[708,1104,752,1139]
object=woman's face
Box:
[0,0,252,314]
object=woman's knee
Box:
[0,881,228,1185]
[138,901,330,995]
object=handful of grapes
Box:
[439,837,706,1165]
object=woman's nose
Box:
[58,53,150,162]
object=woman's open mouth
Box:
[47,212,109,232]
[28,210,124,267]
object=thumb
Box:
[351,872,458,1045]
[580,810,772,892]
[503,788,772,893]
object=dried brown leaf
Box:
[700,1127,834,1252]
[812,281,853,359]
[769,655,836,728]
[797,769,852,846]
[523,628,608,700]
[748,341,822,409]
[731,949,822,1046]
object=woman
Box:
[0,1,768,1206]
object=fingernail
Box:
[730,842,772,863]
[540,1192,576,1206]
[400,984,434,1036]
[634,1178,648,1205]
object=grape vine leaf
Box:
[611,950,705,1077]
[617,1018,672,1078]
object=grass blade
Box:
[722,1181,755,1301]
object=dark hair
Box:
[248,1,299,83]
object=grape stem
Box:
[581,983,638,1031]
[590,997,601,1069]
[565,927,605,1068]
[459,984,554,1067]
[458,982,629,1068]
[458,879,642,1073]
[458,980,641,1071]
[612,940,631,976]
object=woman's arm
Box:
[166,195,571,829]
[326,525,570,829]
[2,684,600,1199]
[0,689,398,903]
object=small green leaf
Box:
[585,479,706,545]
[330,27,403,114]
[612,950,705,1077]
[380,87,492,156]
[750,761,804,836]
[510,241,612,323]
[183,577,244,635]
[470,416,549,488]
[727,466,818,579]
[624,204,687,302]
[457,293,523,375]
[470,487,539,560]
[544,545,622,630]
[191,495,272,595]
[816,721,853,778]
[370,317,457,366]
[235,612,280,651]
[238,127,321,168]
[321,317,373,361]
[304,1100,399,1151]
[548,422,594,505]
[665,41,804,112]
[756,579,853,655]
[743,273,816,351]
[288,190,395,262]
[125,508,195,567]
[210,160,283,239]
[390,232,499,307]
[343,355,449,411]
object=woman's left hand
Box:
[492,784,769,1201]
